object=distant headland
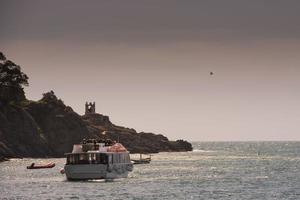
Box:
[0,52,192,161]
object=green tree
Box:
[0,52,29,88]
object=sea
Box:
[1,142,300,200]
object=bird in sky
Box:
[210,72,214,76]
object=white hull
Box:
[64,163,133,180]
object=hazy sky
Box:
[1,0,300,141]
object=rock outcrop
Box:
[0,91,192,160]
[82,113,192,153]
[0,101,52,159]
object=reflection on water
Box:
[1,142,300,199]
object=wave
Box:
[192,149,216,153]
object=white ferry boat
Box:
[64,139,133,180]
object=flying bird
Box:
[210,72,214,76]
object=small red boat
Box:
[27,162,55,169]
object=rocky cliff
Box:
[0,90,192,160]
[0,52,192,160]
[0,93,52,160]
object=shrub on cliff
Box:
[0,52,28,88]
[40,90,66,108]
[0,52,28,103]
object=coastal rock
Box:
[0,101,52,158]
[0,90,192,160]
[24,92,95,157]
[80,114,192,153]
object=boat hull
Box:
[27,163,55,169]
[131,159,150,164]
[64,163,133,180]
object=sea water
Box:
[1,142,300,199]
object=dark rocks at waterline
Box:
[0,155,9,162]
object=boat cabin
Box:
[66,153,108,165]
[65,139,131,165]
[66,152,131,165]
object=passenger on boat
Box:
[105,139,112,146]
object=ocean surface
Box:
[1,142,300,200]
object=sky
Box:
[1,0,300,141]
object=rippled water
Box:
[1,142,300,199]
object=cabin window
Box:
[67,154,79,164]
[107,153,130,163]
[126,154,130,163]
[96,154,101,164]
[101,154,108,164]
[67,155,72,164]
[89,153,97,164]
[67,153,108,165]
[112,154,117,163]
[112,154,124,163]
[79,154,89,164]
[75,154,79,163]
[120,154,125,163]
[108,154,112,164]
[122,154,130,163]
[67,155,70,164]
[94,153,108,164]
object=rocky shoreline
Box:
[0,91,192,161]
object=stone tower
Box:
[85,102,96,115]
